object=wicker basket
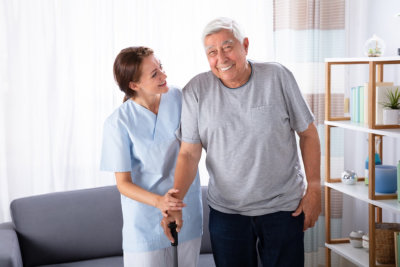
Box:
[375,223,400,264]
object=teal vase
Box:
[364,153,382,185]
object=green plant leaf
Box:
[381,88,400,109]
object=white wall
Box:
[347,0,400,58]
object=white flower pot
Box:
[383,108,400,125]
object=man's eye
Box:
[208,51,216,56]
[223,46,232,51]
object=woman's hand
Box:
[160,215,182,243]
[156,188,186,217]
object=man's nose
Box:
[217,50,227,62]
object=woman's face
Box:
[131,54,169,96]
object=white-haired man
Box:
[162,17,321,267]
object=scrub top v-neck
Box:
[130,94,165,141]
[100,87,202,252]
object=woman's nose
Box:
[160,70,167,79]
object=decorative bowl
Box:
[341,170,358,185]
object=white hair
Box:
[202,17,246,46]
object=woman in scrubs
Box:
[100,46,202,267]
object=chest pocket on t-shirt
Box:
[251,104,279,134]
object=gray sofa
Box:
[0,186,215,267]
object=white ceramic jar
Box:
[362,234,369,251]
[349,230,364,248]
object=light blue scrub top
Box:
[100,87,202,252]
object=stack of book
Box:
[349,82,398,124]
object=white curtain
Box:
[0,0,274,222]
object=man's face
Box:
[204,29,249,88]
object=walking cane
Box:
[168,222,178,267]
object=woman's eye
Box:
[152,72,157,78]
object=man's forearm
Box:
[299,125,321,188]
[173,144,202,199]
[301,143,320,188]
[294,123,321,229]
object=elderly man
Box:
[163,17,321,267]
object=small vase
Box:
[382,108,399,125]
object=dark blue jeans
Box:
[209,207,304,267]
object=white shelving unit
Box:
[326,56,400,63]
[325,120,400,139]
[325,243,369,267]
[325,182,400,215]
[324,57,400,267]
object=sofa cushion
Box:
[37,256,123,267]
[10,186,123,267]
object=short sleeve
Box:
[180,84,201,144]
[175,123,182,141]
[100,120,132,172]
[281,67,315,133]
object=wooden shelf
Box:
[325,57,400,267]
[325,120,400,138]
[326,243,369,267]
[325,56,400,63]
[325,182,400,214]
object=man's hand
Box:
[160,210,183,243]
[292,183,321,231]
[155,188,186,217]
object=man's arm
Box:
[173,142,203,199]
[162,141,202,241]
[292,122,321,231]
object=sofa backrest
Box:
[11,185,212,267]
[10,186,123,267]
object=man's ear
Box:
[243,37,249,54]
[129,81,139,91]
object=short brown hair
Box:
[113,47,154,102]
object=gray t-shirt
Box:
[181,61,315,216]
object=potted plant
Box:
[381,88,400,124]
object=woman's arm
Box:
[115,172,185,217]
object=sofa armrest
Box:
[0,222,23,267]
